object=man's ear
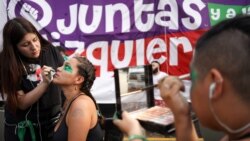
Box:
[210,69,223,99]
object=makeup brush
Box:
[121,73,190,97]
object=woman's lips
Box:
[54,72,59,78]
[32,51,38,56]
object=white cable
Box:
[37,101,42,141]
[208,86,250,134]
[19,56,43,140]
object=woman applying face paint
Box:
[0,17,64,141]
[52,56,104,141]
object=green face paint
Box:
[64,64,73,73]
[190,68,198,94]
[190,69,198,83]
[63,55,68,61]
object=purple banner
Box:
[7,0,210,46]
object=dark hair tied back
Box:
[74,56,96,92]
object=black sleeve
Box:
[40,45,65,72]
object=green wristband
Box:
[128,134,147,141]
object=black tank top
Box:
[52,94,104,141]
[53,116,104,141]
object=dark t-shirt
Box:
[5,45,64,124]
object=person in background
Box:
[151,61,168,107]
[52,56,104,141]
[113,15,250,141]
[0,17,64,141]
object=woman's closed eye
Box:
[64,64,73,73]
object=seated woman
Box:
[52,56,104,141]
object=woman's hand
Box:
[41,65,55,84]
[113,111,144,136]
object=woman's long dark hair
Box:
[0,17,51,112]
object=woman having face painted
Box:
[0,17,64,141]
[113,15,250,141]
[52,56,104,141]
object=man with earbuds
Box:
[113,15,250,141]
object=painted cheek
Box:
[190,69,198,84]
[190,69,198,99]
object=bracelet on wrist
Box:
[128,134,147,141]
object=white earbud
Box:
[209,82,216,99]
[208,82,250,134]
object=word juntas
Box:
[56,0,206,34]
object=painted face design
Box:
[190,68,199,93]
[63,64,73,73]
[63,56,69,61]
[190,69,198,83]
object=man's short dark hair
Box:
[193,15,250,104]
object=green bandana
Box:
[17,120,36,141]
